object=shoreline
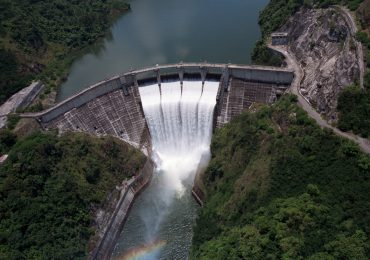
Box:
[43,8,131,108]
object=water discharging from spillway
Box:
[112,81,219,259]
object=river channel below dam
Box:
[111,81,218,259]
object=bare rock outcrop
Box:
[281,8,360,121]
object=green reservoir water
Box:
[56,0,268,101]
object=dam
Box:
[30,63,293,150]
[25,63,294,259]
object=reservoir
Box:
[57,0,269,101]
[57,0,269,259]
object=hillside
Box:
[252,0,368,65]
[251,0,370,138]
[0,0,130,106]
[338,0,370,137]
[0,131,145,259]
[191,95,370,259]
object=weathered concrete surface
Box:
[0,81,43,128]
[216,78,290,127]
[280,8,362,121]
[89,159,154,260]
[44,85,151,154]
[22,63,293,123]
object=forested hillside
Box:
[0,131,145,259]
[191,96,370,259]
[337,19,370,137]
[251,0,370,138]
[0,0,129,105]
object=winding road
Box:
[337,6,365,89]
[268,42,370,155]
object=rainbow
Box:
[115,240,167,260]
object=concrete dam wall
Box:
[25,63,294,152]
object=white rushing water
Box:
[139,81,219,196]
[112,81,218,259]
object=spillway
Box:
[112,81,219,259]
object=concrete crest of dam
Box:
[23,63,294,259]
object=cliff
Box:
[280,8,360,121]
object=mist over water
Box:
[112,81,218,259]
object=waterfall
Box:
[113,80,218,260]
[139,81,219,195]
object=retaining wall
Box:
[90,159,154,260]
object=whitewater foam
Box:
[139,81,218,195]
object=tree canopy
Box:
[191,95,370,259]
[0,132,145,259]
[0,0,129,105]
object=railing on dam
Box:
[22,62,294,124]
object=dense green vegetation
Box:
[337,84,370,137]
[0,0,130,105]
[0,132,145,259]
[337,16,370,137]
[191,95,370,259]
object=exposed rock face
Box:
[281,8,360,121]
